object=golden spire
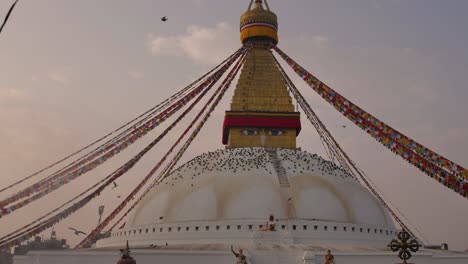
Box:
[240,0,278,44]
[222,1,301,149]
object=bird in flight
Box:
[161,16,168,22]
[112,181,118,189]
[68,227,86,236]
[342,125,346,128]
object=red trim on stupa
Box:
[222,111,301,144]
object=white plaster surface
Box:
[98,148,398,249]
[15,248,468,264]
[127,148,393,229]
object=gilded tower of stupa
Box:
[222,0,301,148]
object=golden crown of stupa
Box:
[222,0,299,149]
[240,0,279,44]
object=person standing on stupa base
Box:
[325,249,335,264]
[231,245,248,264]
[118,241,136,264]
[267,214,277,231]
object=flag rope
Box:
[274,47,468,200]
[0,49,245,249]
[0,48,242,197]
[76,50,247,249]
[0,49,243,216]
[273,53,422,240]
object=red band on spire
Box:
[222,111,301,144]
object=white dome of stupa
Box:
[128,148,391,227]
[98,148,397,249]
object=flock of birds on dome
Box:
[278,149,355,180]
[150,148,356,190]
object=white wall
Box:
[15,249,468,264]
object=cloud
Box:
[147,22,238,65]
[311,35,329,48]
[0,88,31,123]
[290,34,330,50]
[47,72,68,83]
[147,35,180,56]
[128,71,144,80]
[0,88,24,101]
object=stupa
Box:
[97,0,395,249]
[16,1,468,263]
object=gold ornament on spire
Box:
[240,0,279,44]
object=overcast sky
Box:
[0,0,467,250]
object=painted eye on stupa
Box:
[242,129,258,135]
[268,130,284,136]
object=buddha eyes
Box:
[241,129,284,136]
[243,129,258,135]
[268,130,284,136]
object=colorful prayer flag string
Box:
[0,48,244,217]
[76,50,247,249]
[274,46,468,199]
[0,49,245,248]
[0,57,219,196]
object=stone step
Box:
[266,148,290,187]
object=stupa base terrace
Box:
[15,247,468,264]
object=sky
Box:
[0,0,467,250]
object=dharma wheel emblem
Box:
[388,230,421,264]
